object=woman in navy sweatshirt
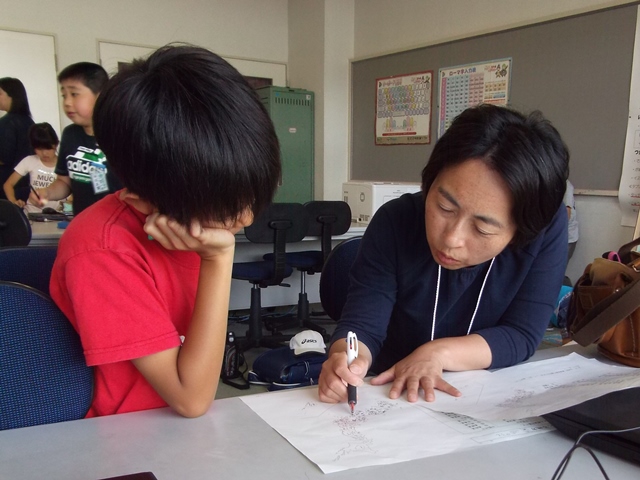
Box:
[319,104,568,404]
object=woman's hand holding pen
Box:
[318,339,371,404]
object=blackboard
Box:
[351,4,638,191]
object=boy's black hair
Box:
[93,44,281,226]
[57,62,109,94]
[0,77,32,116]
[28,122,59,150]
[421,104,569,247]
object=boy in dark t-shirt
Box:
[31,62,121,215]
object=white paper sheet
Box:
[431,353,640,421]
[241,382,552,474]
[241,353,640,473]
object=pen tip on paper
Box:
[349,402,355,415]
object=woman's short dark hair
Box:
[0,77,31,116]
[93,44,281,226]
[421,104,569,247]
[57,62,109,95]
[29,122,59,150]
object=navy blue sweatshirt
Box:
[332,192,567,372]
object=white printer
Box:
[342,181,421,225]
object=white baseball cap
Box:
[289,330,326,356]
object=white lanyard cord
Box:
[431,257,495,341]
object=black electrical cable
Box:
[551,425,640,480]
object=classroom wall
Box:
[289,0,354,202]
[1,0,634,283]
[350,0,637,284]
[1,0,353,202]
[353,0,636,59]
[0,0,289,129]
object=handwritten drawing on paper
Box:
[429,353,640,421]
[331,400,397,462]
[241,353,640,473]
[241,381,551,474]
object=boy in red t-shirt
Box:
[50,45,281,418]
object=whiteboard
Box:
[97,42,155,76]
[98,41,287,86]
[0,29,60,136]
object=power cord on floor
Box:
[551,425,640,479]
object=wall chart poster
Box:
[619,8,640,227]
[375,70,433,145]
[438,58,512,138]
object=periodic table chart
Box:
[438,58,512,138]
[375,70,433,145]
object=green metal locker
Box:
[257,86,314,203]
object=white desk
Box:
[1,346,639,480]
[29,220,66,246]
[29,221,366,309]
[229,226,365,309]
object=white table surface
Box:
[29,221,367,247]
[29,219,66,246]
[1,345,639,480]
[28,222,366,309]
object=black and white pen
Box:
[30,185,41,201]
[346,331,359,415]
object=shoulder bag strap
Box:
[572,274,640,345]
[617,237,640,264]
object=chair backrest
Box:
[319,236,362,321]
[244,203,309,287]
[0,245,58,295]
[0,199,31,247]
[0,281,93,430]
[304,201,352,264]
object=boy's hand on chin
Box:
[143,213,237,259]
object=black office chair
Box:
[232,203,309,352]
[0,199,31,247]
[0,245,58,295]
[263,200,351,335]
[319,236,362,321]
[0,281,94,430]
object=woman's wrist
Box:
[421,335,491,371]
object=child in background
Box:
[0,77,34,201]
[3,122,62,213]
[564,179,579,260]
[50,45,281,418]
[30,62,121,216]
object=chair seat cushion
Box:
[232,261,293,283]
[264,250,323,270]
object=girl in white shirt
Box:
[3,122,61,213]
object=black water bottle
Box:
[222,331,239,380]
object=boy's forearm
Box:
[44,176,72,200]
[132,251,234,418]
[174,251,235,414]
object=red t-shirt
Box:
[50,192,201,417]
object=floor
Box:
[215,304,336,399]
